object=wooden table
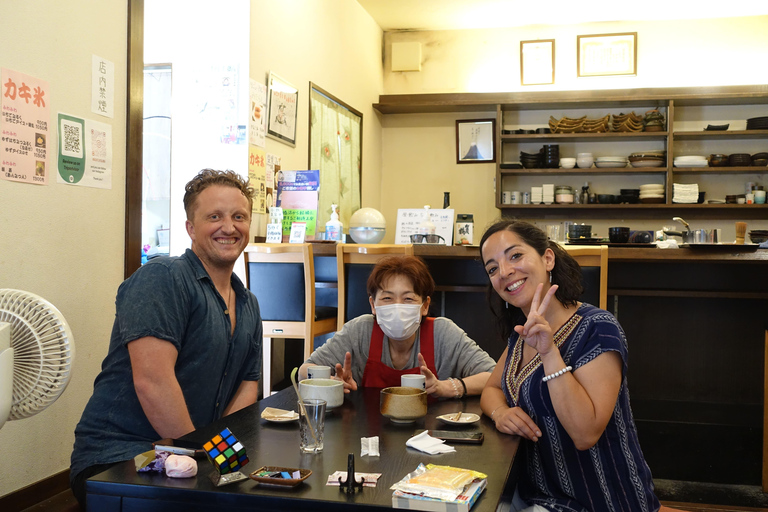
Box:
[86,388,520,511]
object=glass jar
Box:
[555,185,574,204]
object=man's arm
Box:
[127,336,195,439]
[223,380,259,415]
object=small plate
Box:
[249,466,312,486]
[437,413,480,425]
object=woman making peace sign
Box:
[479,220,681,512]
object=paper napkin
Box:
[261,407,299,420]
[406,431,456,455]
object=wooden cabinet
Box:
[374,85,768,220]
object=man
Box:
[70,169,261,506]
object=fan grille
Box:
[0,289,74,420]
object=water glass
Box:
[299,399,326,453]
[546,224,561,242]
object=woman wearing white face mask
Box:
[300,256,496,397]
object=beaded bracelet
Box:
[450,378,460,397]
[458,378,468,397]
[542,365,573,382]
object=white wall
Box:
[379,16,768,241]
[0,1,127,496]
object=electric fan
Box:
[0,289,75,429]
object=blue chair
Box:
[244,243,337,396]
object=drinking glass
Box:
[299,399,326,453]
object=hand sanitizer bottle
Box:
[325,204,343,241]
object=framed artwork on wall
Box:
[520,39,555,86]
[577,32,637,77]
[456,119,496,164]
[267,72,298,146]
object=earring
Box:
[549,271,553,284]
[505,301,509,309]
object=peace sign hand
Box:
[514,283,558,356]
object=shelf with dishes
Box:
[499,167,667,175]
[500,132,668,143]
[498,203,768,220]
[673,129,768,141]
[671,166,767,174]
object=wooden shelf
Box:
[373,85,768,114]
[672,166,767,174]
[499,203,768,220]
[501,132,668,143]
[500,167,667,175]
[674,129,768,140]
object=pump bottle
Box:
[325,204,343,241]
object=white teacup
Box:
[401,374,426,390]
[299,378,344,409]
[307,365,331,379]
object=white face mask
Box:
[375,303,422,341]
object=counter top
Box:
[310,241,768,263]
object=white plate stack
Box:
[543,184,555,204]
[531,186,543,204]
[595,156,628,168]
[673,155,708,168]
[672,183,700,203]
[639,183,665,203]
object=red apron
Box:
[361,317,437,388]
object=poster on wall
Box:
[275,169,319,240]
[265,153,280,213]
[248,144,266,214]
[91,55,115,118]
[0,68,50,185]
[56,113,113,189]
[267,72,298,147]
[394,208,454,246]
[249,78,267,147]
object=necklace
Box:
[224,286,233,315]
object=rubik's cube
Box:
[203,428,249,474]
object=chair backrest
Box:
[563,245,608,310]
[336,244,414,330]
[244,243,314,323]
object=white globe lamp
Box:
[348,208,386,244]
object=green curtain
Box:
[310,89,361,232]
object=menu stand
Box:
[338,453,364,494]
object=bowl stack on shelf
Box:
[673,155,708,168]
[612,112,643,132]
[639,183,665,203]
[595,156,628,168]
[752,152,768,166]
[628,151,666,168]
[520,150,541,168]
[548,115,610,133]
[728,153,752,167]
[746,116,768,130]
[749,230,768,244]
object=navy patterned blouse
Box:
[502,303,660,512]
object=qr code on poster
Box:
[60,118,83,158]
[90,128,106,159]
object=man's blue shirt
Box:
[71,249,261,478]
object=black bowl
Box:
[597,194,615,204]
[608,227,630,243]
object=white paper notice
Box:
[92,55,115,118]
[394,209,454,245]
[249,79,267,147]
[0,68,50,185]
[57,113,112,189]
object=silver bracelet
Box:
[542,365,573,382]
[450,378,460,398]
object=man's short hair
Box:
[183,169,255,220]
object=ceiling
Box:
[357,0,768,31]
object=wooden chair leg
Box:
[262,336,272,399]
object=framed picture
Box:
[456,119,496,164]
[267,72,298,146]
[577,32,637,77]
[520,39,555,86]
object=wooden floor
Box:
[12,490,768,512]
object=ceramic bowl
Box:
[299,378,344,409]
[380,386,427,423]
[608,227,630,243]
[576,157,594,169]
[560,158,576,168]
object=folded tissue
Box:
[406,431,456,455]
